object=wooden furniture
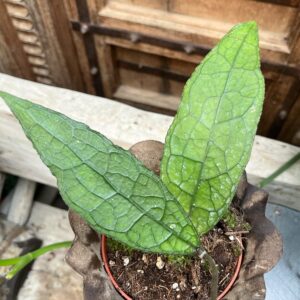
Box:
[0,0,299,146]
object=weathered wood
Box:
[99,0,292,55]
[26,0,84,90]
[114,85,180,110]
[278,93,300,146]
[47,0,85,91]
[0,189,13,216]
[63,0,96,94]
[0,1,35,80]
[7,178,36,225]
[278,12,300,146]
[0,74,299,210]
[94,36,118,98]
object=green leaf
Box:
[0,92,199,255]
[161,21,265,235]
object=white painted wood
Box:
[7,178,36,225]
[0,73,299,209]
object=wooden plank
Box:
[63,0,96,94]
[169,0,297,35]
[0,73,299,208]
[7,178,36,225]
[114,85,180,110]
[99,1,291,54]
[258,74,298,137]
[278,92,300,146]
[94,37,118,98]
[23,0,85,90]
[277,9,300,146]
[47,0,85,91]
[0,1,35,80]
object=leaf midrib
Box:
[187,25,254,217]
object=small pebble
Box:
[137,269,144,274]
[229,235,235,241]
[172,283,179,290]
[176,295,181,299]
[156,256,165,269]
[123,256,130,266]
[142,254,148,264]
[109,260,115,266]
[192,286,196,290]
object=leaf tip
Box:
[230,21,259,49]
[0,91,15,107]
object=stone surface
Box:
[17,202,82,300]
[265,203,300,300]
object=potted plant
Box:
[0,21,282,299]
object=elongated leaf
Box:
[161,22,265,235]
[1,92,199,255]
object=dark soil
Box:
[106,208,247,300]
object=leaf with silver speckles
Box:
[161,22,264,235]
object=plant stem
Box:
[258,152,300,188]
[0,241,72,279]
[0,257,22,266]
[198,248,218,300]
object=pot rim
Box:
[101,235,243,300]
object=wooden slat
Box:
[0,73,299,209]
[7,178,36,225]
[62,0,96,94]
[46,0,84,91]
[114,85,180,110]
[0,1,35,80]
[0,189,13,216]
[99,1,292,54]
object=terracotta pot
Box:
[101,235,243,300]
[66,140,282,300]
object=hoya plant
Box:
[0,21,264,299]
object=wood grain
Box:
[0,1,35,80]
